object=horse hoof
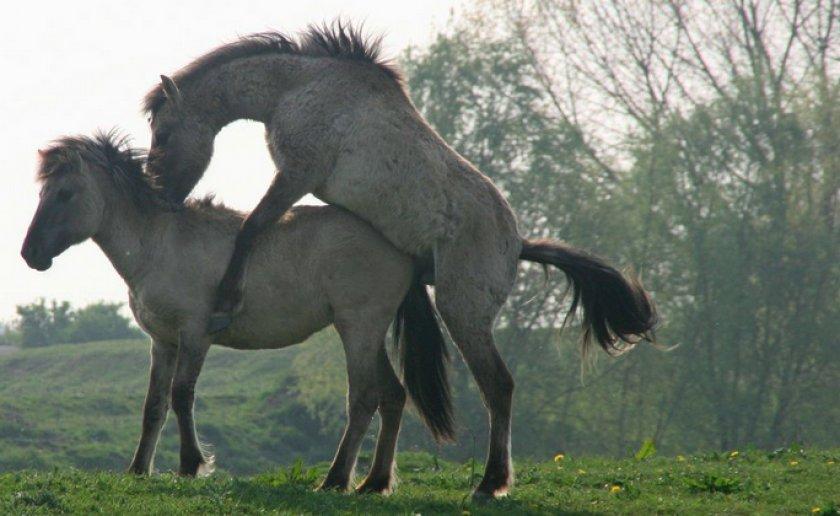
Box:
[207,312,233,334]
[196,457,216,477]
[471,486,508,503]
[126,465,149,476]
[355,477,392,495]
[316,478,349,492]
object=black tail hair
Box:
[520,238,658,357]
[393,277,456,442]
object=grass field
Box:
[0,336,354,473]
[0,450,838,514]
[1,339,838,513]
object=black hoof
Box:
[471,489,505,503]
[207,312,233,334]
[317,476,350,492]
[127,464,149,476]
[356,476,393,495]
[471,481,510,503]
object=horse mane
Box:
[143,20,403,114]
[37,130,173,212]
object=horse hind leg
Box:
[318,320,385,492]
[433,237,518,500]
[440,310,514,500]
[356,348,406,494]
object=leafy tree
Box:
[11,300,143,348]
[397,0,840,457]
[65,302,143,344]
[16,300,72,348]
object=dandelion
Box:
[827,460,835,465]
[577,469,587,475]
[676,455,686,462]
[610,485,622,494]
[789,460,799,466]
[554,453,565,463]
[729,451,739,459]
[811,507,821,513]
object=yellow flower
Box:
[729,451,739,459]
[811,507,821,514]
[789,460,799,466]
[554,453,565,463]
[827,460,835,465]
[609,485,622,494]
[676,455,686,462]
[577,469,587,475]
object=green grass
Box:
[1,339,838,513]
[0,450,838,514]
[0,335,352,473]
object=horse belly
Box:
[213,276,332,350]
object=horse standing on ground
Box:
[20,132,453,493]
[143,22,658,499]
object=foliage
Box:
[399,0,840,454]
[7,300,142,348]
[634,439,657,461]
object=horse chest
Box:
[128,288,192,342]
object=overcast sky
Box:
[0,0,461,321]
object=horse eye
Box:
[154,131,171,146]
[57,189,74,203]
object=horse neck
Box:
[186,54,310,128]
[92,190,166,289]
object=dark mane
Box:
[37,130,172,211]
[143,20,403,114]
[185,194,244,220]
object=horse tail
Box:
[519,238,658,357]
[393,276,456,442]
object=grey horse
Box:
[142,22,658,499]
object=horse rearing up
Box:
[20,131,453,493]
[143,20,658,500]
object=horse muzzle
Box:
[21,240,54,271]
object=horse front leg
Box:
[128,338,177,475]
[171,329,213,476]
[208,163,319,333]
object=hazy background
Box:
[0,0,837,471]
[0,0,459,322]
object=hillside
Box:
[0,334,359,474]
[0,338,838,513]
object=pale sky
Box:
[0,0,461,322]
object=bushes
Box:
[3,300,144,348]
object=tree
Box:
[11,300,143,348]
[399,0,840,455]
[65,302,143,344]
[16,300,72,348]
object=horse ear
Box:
[71,151,86,174]
[160,75,183,106]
